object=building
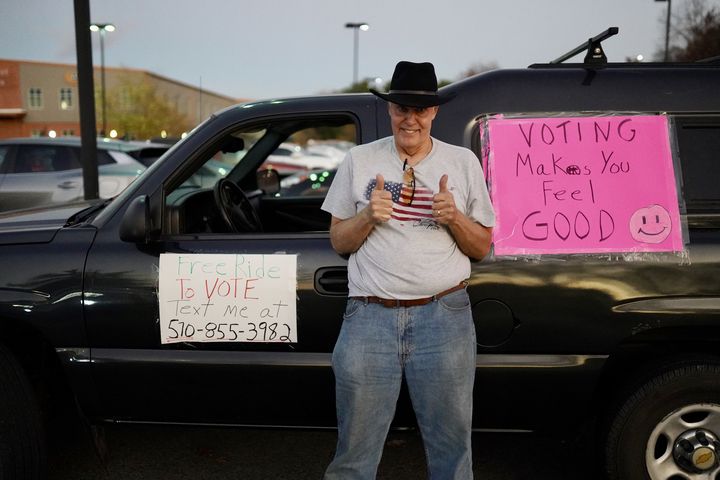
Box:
[0,58,240,140]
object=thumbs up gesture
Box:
[367,174,393,224]
[433,174,457,225]
[375,174,385,192]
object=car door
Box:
[0,144,83,212]
[82,103,377,427]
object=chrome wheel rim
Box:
[646,403,720,479]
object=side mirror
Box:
[220,136,245,153]
[119,195,150,243]
[257,168,281,195]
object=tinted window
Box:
[12,145,80,173]
[273,147,293,156]
[130,147,169,166]
[675,116,720,213]
[69,147,118,166]
[97,150,116,166]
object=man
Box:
[321,61,495,479]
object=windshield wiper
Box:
[64,198,114,226]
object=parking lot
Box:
[48,412,597,480]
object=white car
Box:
[260,142,340,176]
[0,137,147,212]
[305,143,348,167]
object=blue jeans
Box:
[324,289,476,480]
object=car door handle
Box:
[314,267,348,295]
[57,181,78,189]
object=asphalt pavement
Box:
[47,412,599,479]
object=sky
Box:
[1,0,718,101]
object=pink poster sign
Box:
[486,115,684,255]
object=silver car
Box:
[0,137,151,212]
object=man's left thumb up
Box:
[439,174,449,192]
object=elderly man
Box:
[321,61,495,479]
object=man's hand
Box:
[330,174,393,254]
[433,174,458,225]
[430,174,493,260]
[367,174,393,224]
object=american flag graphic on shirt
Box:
[365,179,435,222]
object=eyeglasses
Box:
[402,159,415,206]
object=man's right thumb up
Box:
[375,174,385,191]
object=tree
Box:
[659,0,720,61]
[457,61,499,79]
[100,75,193,140]
[339,78,379,93]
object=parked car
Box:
[102,138,171,167]
[279,168,336,196]
[304,141,351,164]
[1,30,719,480]
[260,142,341,176]
[0,137,148,212]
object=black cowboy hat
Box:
[369,61,456,108]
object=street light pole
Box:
[665,0,672,61]
[655,0,672,61]
[90,23,115,136]
[345,22,369,85]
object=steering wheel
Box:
[212,178,263,233]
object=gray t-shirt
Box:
[322,136,495,299]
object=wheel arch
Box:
[0,316,76,413]
[594,326,720,414]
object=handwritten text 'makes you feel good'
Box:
[511,117,638,243]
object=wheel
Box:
[0,344,45,479]
[605,362,720,480]
[213,178,263,233]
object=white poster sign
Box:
[159,253,297,344]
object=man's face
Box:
[388,103,438,153]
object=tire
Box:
[605,361,720,480]
[0,344,45,480]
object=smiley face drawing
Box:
[629,205,672,243]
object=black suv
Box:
[1,33,719,479]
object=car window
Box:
[272,147,293,156]
[173,130,261,192]
[12,145,80,173]
[470,114,720,217]
[279,169,336,197]
[97,150,116,166]
[130,147,170,167]
[69,147,116,166]
[163,115,357,235]
[675,116,720,214]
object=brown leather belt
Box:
[351,281,468,308]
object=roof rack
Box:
[550,27,619,65]
[697,55,720,64]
